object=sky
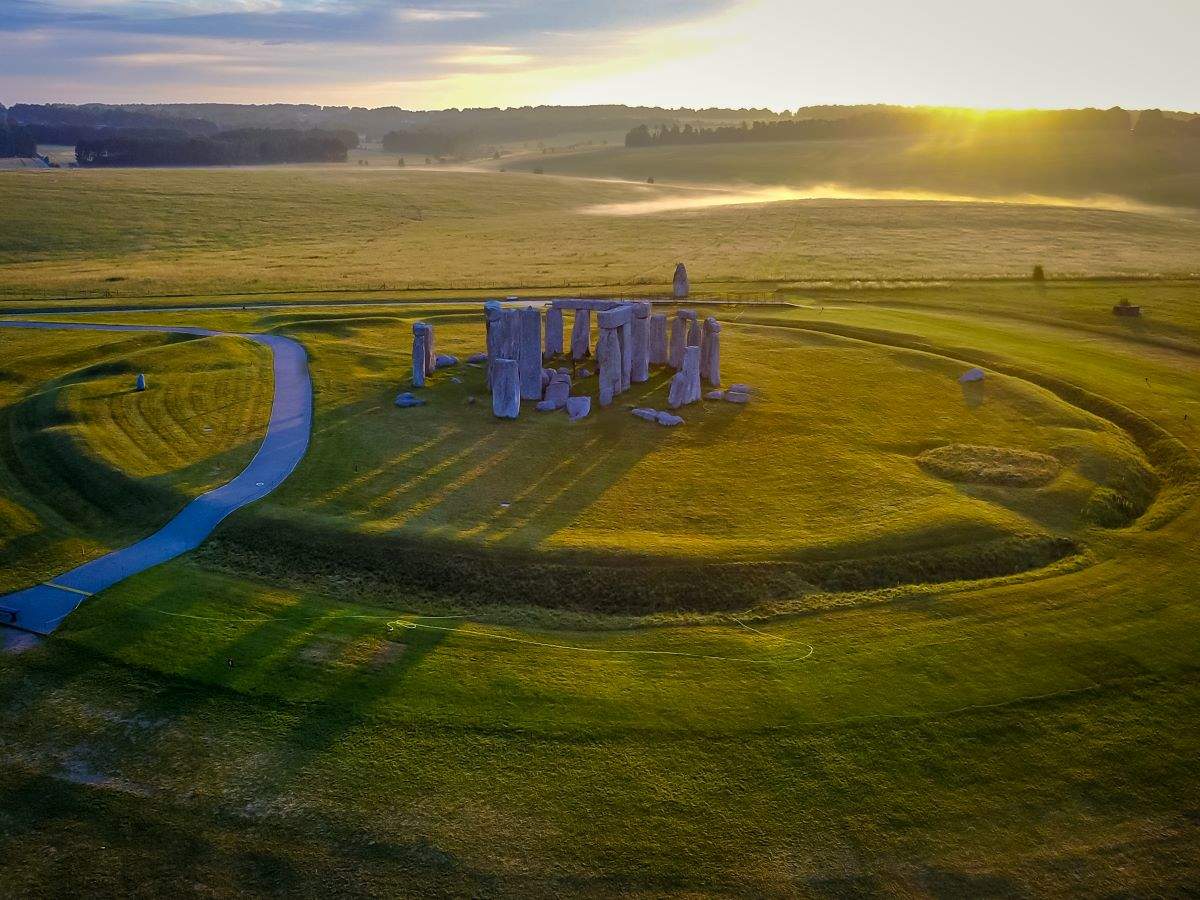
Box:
[1,0,1198,111]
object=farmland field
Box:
[1,156,1199,895]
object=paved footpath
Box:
[0,321,312,634]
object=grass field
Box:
[1,159,1199,894]
[1,164,1199,307]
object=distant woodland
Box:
[625,107,1200,147]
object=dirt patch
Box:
[1,629,43,655]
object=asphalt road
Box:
[0,321,312,635]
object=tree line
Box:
[625,107,1200,148]
[75,128,355,167]
[0,119,38,157]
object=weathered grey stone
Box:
[656,411,684,426]
[424,323,436,374]
[705,390,725,400]
[700,317,721,386]
[958,368,985,383]
[467,351,488,364]
[484,301,505,388]
[556,367,571,375]
[577,368,592,378]
[435,354,458,368]
[395,391,426,408]
[552,298,629,312]
[649,314,668,366]
[728,382,750,394]
[566,395,591,421]
[618,318,633,390]
[535,399,557,412]
[570,308,592,359]
[673,262,689,299]
[632,407,658,421]
[676,308,698,321]
[541,368,553,390]
[596,327,623,406]
[491,358,520,419]
[669,315,687,369]
[517,306,542,401]
[687,317,702,347]
[135,373,147,392]
[596,305,633,329]
[412,323,431,387]
[541,373,571,410]
[667,345,702,409]
[545,306,564,357]
[630,311,650,383]
[724,391,749,403]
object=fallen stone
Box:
[566,396,591,421]
[655,411,684,426]
[705,390,725,400]
[394,391,426,408]
[727,382,750,394]
[536,400,558,412]
[541,368,553,389]
[435,354,458,368]
[724,391,749,403]
[450,376,463,384]
[577,367,592,378]
[542,373,571,410]
[958,368,985,383]
[467,352,488,364]
[631,407,658,421]
[556,367,571,375]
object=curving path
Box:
[0,321,312,635]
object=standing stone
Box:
[412,323,431,387]
[700,317,721,386]
[484,301,504,388]
[673,263,689,299]
[570,308,592,360]
[545,305,564,357]
[491,358,520,418]
[667,345,702,409]
[134,373,147,392]
[596,327,623,407]
[649,314,668,366]
[630,302,651,383]
[618,318,633,391]
[424,323,436,375]
[687,317,702,348]
[517,306,542,401]
[669,315,687,369]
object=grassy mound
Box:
[917,444,1061,487]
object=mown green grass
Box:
[2,164,1199,306]
[0,329,270,592]
[1,165,1199,893]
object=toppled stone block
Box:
[655,411,684,426]
[727,383,751,394]
[435,354,459,368]
[566,396,591,421]
[705,390,725,400]
[631,407,658,421]
[957,368,985,384]
[724,391,749,403]
[395,391,426,408]
[467,352,488,364]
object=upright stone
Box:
[412,323,431,387]
[687,317,702,348]
[649,314,668,366]
[673,262,689,299]
[618,318,633,390]
[667,345,702,409]
[570,308,592,360]
[596,327,623,407]
[630,302,651,383]
[516,306,542,401]
[545,305,564,357]
[491,358,520,418]
[701,317,721,386]
[484,301,504,388]
[424,322,436,375]
[669,315,687,369]
[134,373,147,392]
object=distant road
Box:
[0,321,311,635]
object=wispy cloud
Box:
[396,8,486,23]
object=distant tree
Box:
[1032,265,1046,282]
[646,176,655,184]
[398,157,405,166]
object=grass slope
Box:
[0,330,271,592]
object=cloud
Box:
[396,8,485,23]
